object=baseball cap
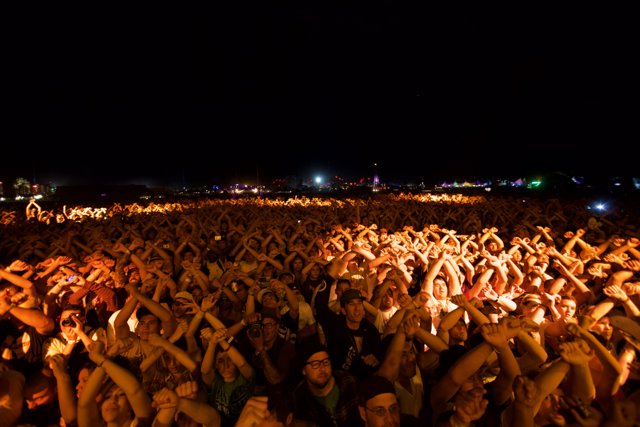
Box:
[610,316,640,351]
[340,288,364,307]
[521,293,542,306]
[174,291,195,304]
[257,288,277,304]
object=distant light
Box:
[595,203,606,211]
[530,181,541,187]
[34,194,43,200]
[484,187,491,192]
[315,176,322,184]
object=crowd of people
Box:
[0,193,638,427]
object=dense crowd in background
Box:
[0,193,639,427]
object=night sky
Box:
[3,3,637,188]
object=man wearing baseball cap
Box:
[312,286,383,380]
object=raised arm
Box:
[88,342,154,423]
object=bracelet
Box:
[494,296,500,303]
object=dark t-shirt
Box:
[18,401,62,427]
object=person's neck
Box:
[265,337,277,350]
[345,319,361,330]
[398,374,412,391]
[105,416,133,427]
[309,376,336,397]
[450,338,464,347]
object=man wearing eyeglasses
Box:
[292,340,361,427]
[357,375,401,427]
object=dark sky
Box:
[3,3,637,188]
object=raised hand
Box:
[235,396,270,427]
[397,293,413,308]
[402,311,421,337]
[450,293,468,308]
[622,259,640,272]
[47,353,68,378]
[212,328,228,344]
[558,339,595,365]
[480,322,509,353]
[55,256,73,266]
[413,292,429,307]
[512,375,539,408]
[361,354,379,367]
[498,316,522,339]
[87,340,106,364]
[8,259,31,272]
[152,387,179,410]
[175,380,198,399]
[452,386,488,424]
[603,284,630,302]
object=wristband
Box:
[97,358,107,367]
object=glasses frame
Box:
[306,357,331,369]
[365,404,400,417]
